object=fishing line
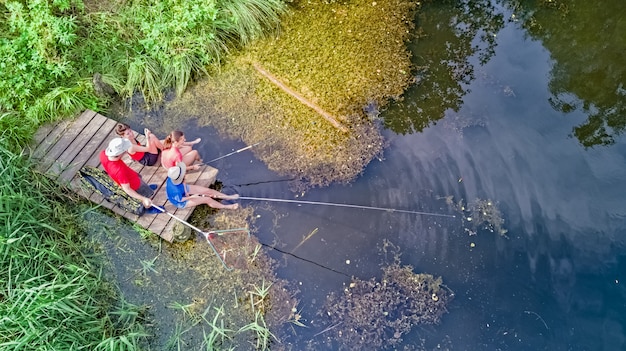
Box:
[258,242,351,278]
[203,142,262,164]
[239,196,456,218]
[232,178,297,187]
[152,206,347,275]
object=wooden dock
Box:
[29,109,218,242]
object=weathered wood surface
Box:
[30,109,218,242]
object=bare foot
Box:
[189,164,201,171]
[225,194,239,200]
[227,203,239,210]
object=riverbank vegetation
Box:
[84,206,299,349]
[1,0,291,348]
[0,0,287,145]
[0,147,149,349]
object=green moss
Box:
[172,0,418,187]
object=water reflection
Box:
[508,0,626,147]
[383,0,504,134]
[113,0,626,349]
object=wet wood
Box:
[31,109,218,242]
[252,61,348,132]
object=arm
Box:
[120,183,152,208]
[183,137,201,146]
[128,129,154,153]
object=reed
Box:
[200,305,233,348]
[0,144,148,349]
[237,310,277,351]
[221,0,286,45]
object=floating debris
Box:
[442,196,508,236]
[319,264,453,350]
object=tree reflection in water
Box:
[509,0,626,147]
[382,0,504,135]
[386,0,625,148]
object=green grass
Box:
[0,145,149,349]
[238,310,276,351]
[1,0,288,131]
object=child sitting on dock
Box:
[100,137,159,213]
[115,123,163,166]
[161,130,203,171]
[166,162,239,210]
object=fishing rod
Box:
[238,196,456,218]
[203,142,261,164]
[152,205,244,270]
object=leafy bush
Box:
[0,0,92,123]
[0,0,287,138]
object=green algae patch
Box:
[172,0,419,187]
[85,206,300,349]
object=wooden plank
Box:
[30,120,72,161]
[46,111,106,178]
[195,165,218,187]
[58,116,117,183]
[34,110,221,243]
[32,122,59,147]
[86,124,120,167]
[37,110,96,172]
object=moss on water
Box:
[86,205,298,350]
[172,0,418,187]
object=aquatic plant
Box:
[320,264,453,350]
[238,310,277,350]
[249,279,273,314]
[201,305,234,348]
[174,0,419,186]
[444,196,508,236]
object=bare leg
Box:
[182,150,201,170]
[186,196,239,209]
[186,184,239,200]
[146,134,162,154]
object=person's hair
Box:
[115,123,131,137]
[163,130,184,149]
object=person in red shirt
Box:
[100,137,156,211]
[161,130,202,171]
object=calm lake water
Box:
[118,0,626,349]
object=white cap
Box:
[105,137,132,157]
[167,161,186,185]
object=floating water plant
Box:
[174,0,419,186]
[443,196,508,236]
[238,310,277,351]
[320,264,453,350]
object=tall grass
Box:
[0,0,290,347]
[1,0,288,128]
[0,143,148,349]
[78,0,288,103]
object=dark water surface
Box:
[118,0,626,349]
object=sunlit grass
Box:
[0,143,148,349]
